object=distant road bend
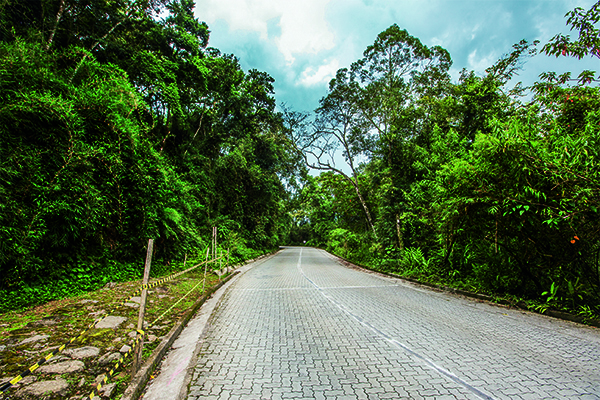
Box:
[187,247,600,399]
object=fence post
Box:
[131,239,153,376]
[202,246,210,290]
[212,227,216,261]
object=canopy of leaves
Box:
[0,0,298,311]
[289,8,600,318]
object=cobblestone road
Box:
[187,247,600,399]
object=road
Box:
[185,247,600,399]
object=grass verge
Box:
[0,258,226,399]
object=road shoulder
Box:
[138,254,276,400]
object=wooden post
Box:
[131,239,153,376]
[214,226,217,261]
[202,246,210,290]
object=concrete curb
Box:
[325,250,600,329]
[176,251,280,400]
[121,250,279,400]
[120,272,239,400]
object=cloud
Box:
[195,0,278,38]
[195,0,335,64]
[467,49,497,75]
[299,59,340,87]
[195,0,600,114]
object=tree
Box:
[542,1,600,85]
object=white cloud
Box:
[299,59,340,87]
[467,49,497,75]
[195,0,278,38]
[195,0,335,64]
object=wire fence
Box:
[0,229,234,398]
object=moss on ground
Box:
[0,262,226,400]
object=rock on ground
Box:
[98,352,122,365]
[63,346,100,359]
[100,382,117,397]
[18,334,49,346]
[95,316,127,329]
[38,360,85,374]
[16,378,69,398]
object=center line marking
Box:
[296,249,496,400]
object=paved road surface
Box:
[186,247,600,399]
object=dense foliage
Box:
[0,0,297,311]
[289,5,600,318]
[2,0,599,319]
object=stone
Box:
[27,319,58,327]
[119,345,131,353]
[130,296,142,303]
[98,352,122,366]
[88,310,106,317]
[12,375,37,387]
[4,337,19,346]
[64,346,100,359]
[147,334,158,343]
[47,354,70,364]
[95,316,127,329]
[124,302,140,308]
[79,299,98,304]
[38,360,85,374]
[94,374,107,385]
[18,334,49,346]
[127,330,139,339]
[78,377,86,387]
[100,382,117,397]
[0,345,5,352]
[17,378,69,397]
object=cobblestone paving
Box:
[187,247,600,399]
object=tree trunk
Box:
[45,0,66,50]
[348,178,378,240]
[396,214,403,251]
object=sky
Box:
[193,0,598,114]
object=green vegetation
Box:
[0,257,226,399]
[1,0,599,321]
[288,4,600,319]
[0,0,297,312]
